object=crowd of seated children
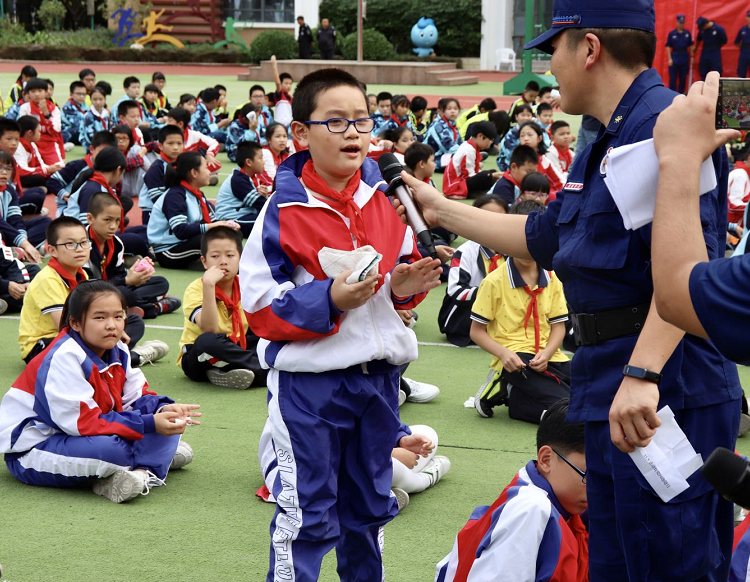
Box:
[1,279,197,503]
[471,200,571,424]
[139,125,184,226]
[457,98,497,138]
[178,226,265,390]
[262,122,290,180]
[61,81,88,148]
[79,86,111,151]
[443,121,500,200]
[216,141,270,238]
[516,121,564,195]
[18,78,64,166]
[147,151,239,269]
[490,145,539,206]
[546,120,575,183]
[84,191,179,320]
[425,97,462,171]
[438,194,508,347]
[435,398,587,582]
[497,103,534,171]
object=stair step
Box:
[435,74,480,86]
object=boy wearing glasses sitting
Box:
[17,216,149,366]
[435,398,588,582]
[470,200,570,423]
[239,68,442,581]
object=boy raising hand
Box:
[240,68,441,581]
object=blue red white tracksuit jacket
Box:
[239,150,425,582]
[435,461,589,582]
[0,329,179,486]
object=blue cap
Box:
[696,16,709,29]
[676,14,685,23]
[524,0,656,54]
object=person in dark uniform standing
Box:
[297,16,313,60]
[390,1,742,580]
[695,16,727,79]
[666,14,693,93]
[317,18,336,60]
[736,11,750,77]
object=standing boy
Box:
[240,68,441,581]
[269,55,294,128]
[179,226,266,389]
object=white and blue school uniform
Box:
[239,150,426,581]
[0,329,179,486]
[47,156,92,215]
[425,115,462,170]
[373,114,412,138]
[191,101,224,142]
[79,107,110,151]
[138,156,170,222]
[225,118,258,163]
[215,168,266,236]
[147,183,213,253]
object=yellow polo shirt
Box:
[178,277,249,364]
[471,257,569,373]
[18,265,88,358]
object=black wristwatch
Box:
[622,365,662,385]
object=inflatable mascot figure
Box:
[411,17,438,57]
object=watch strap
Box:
[622,364,662,385]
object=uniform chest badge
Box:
[600,146,614,176]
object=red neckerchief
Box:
[389,114,408,127]
[441,115,458,142]
[522,285,545,353]
[261,110,271,125]
[158,94,168,109]
[179,180,212,224]
[29,100,55,133]
[502,170,521,188]
[48,257,86,290]
[91,107,110,130]
[300,158,365,244]
[67,98,87,115]
[264,146,288,167]
[131,127,142,147]
[19,138,34,155]
[278,90,293,103]
[199,100,214,124]
[89,172,125,233]
[88,225,114,280]
[553,143,573,172]
[489,255,503,273]
[212,276,246,349]
[159,152,176,166]
[83,154,94,168]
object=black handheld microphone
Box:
[700,447,750,509]
[378,153,438,259]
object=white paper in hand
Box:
[318,245,383,285]
[602,138,717,230]
[628,405,703,502]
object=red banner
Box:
[655,0,747,85]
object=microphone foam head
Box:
[377,152,403,184]
[701,447,747,494]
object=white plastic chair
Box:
[495,48,517,72]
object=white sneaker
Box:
[392,487,409,511]
[398,389,407,407]
[170,441,194,470]
[93,469,148,503]
[141,339,169,361]
[422,455,451,487]
[0,298,7,316]
[207,368,255,389]
[403,377,440,403]
[63,142,75,152]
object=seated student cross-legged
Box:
[148,151,240,269]
[139,124,184,226]
[0,280,200,504]
[179,226,266,390]
[435,398,588,581]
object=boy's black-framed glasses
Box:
[303,117,375,133]
[552,448,587,484]
[53,240,91,251]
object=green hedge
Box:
[0,45,250,63]
[318,0,481,58]
[248,30,298,62]
[340,29,395,61]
